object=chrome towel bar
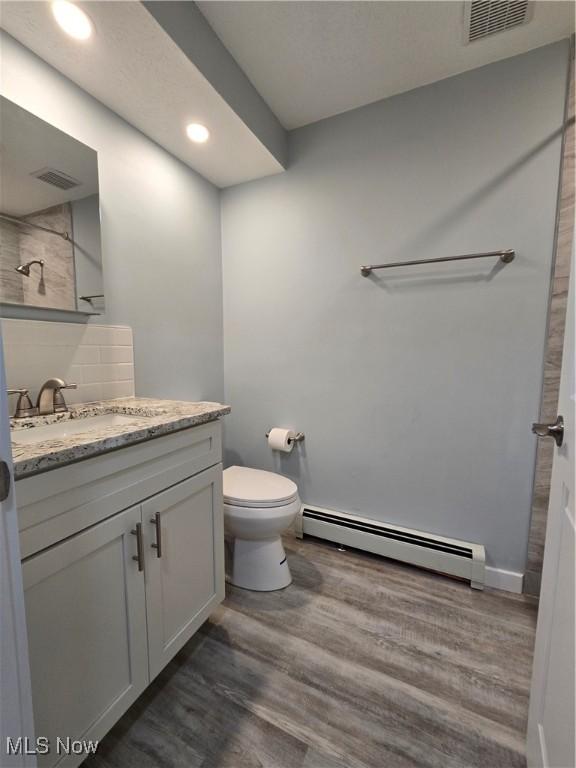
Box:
[360,249,515,276]
[79,294,105,304]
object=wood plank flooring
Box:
[86,535,538,768]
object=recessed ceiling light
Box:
[186,123,210,144]
[51,1,93,40]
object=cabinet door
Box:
[22,505,148,768]
[143,464,224,679]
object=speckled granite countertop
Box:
[11,397,230,479]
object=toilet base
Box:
[227,536,292,591]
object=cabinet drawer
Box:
[17,421,222,558]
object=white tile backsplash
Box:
[99,346,134,364]
[1,319,135,406]
[81,363,134,383]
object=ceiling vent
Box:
[465,1,533,43]
[31,168,81,190]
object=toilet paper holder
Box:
[265,430,305,444]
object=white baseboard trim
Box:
[484,566,524,594]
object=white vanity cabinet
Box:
[22,504,149,768]
[143,465,223,678]
[16,421,225,768]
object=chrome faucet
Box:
[36,378,78,416]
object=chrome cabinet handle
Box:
[131,523,144,571]
[150,512,162,558]
[532,415,564,447]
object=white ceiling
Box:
[197,0,575,130]
[1,1,572,187]
[0,96,99,215]
[0,1,284,187]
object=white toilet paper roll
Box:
[267,427,295,453]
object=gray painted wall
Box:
[1,31,224,402]
[221,42,570,573]
[71,194,104,308]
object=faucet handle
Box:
[53,382,78,413]
[55,382,78,392]
[7,389,38,419]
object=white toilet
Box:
[223,466,301,591]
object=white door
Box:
[143,464,224,680]
[0,330,35,767]
[23,504,149,768]
[527,241,575,768]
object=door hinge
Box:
[0,461,12,502]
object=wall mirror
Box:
[0,97,104,315]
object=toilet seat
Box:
[223,466,298,508]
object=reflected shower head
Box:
[15,259,44,277]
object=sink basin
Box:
[12,413,142,445]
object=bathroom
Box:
[0,1,573,766]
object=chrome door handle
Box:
[0,461,11,502]
[131,523,144,571]
[150,512,162,558]
[532,415,564,447]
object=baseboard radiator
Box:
[296,504,486,590]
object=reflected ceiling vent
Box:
[465,0,533,43]
[31,167,81,190]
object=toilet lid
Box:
[223,466,299,508]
